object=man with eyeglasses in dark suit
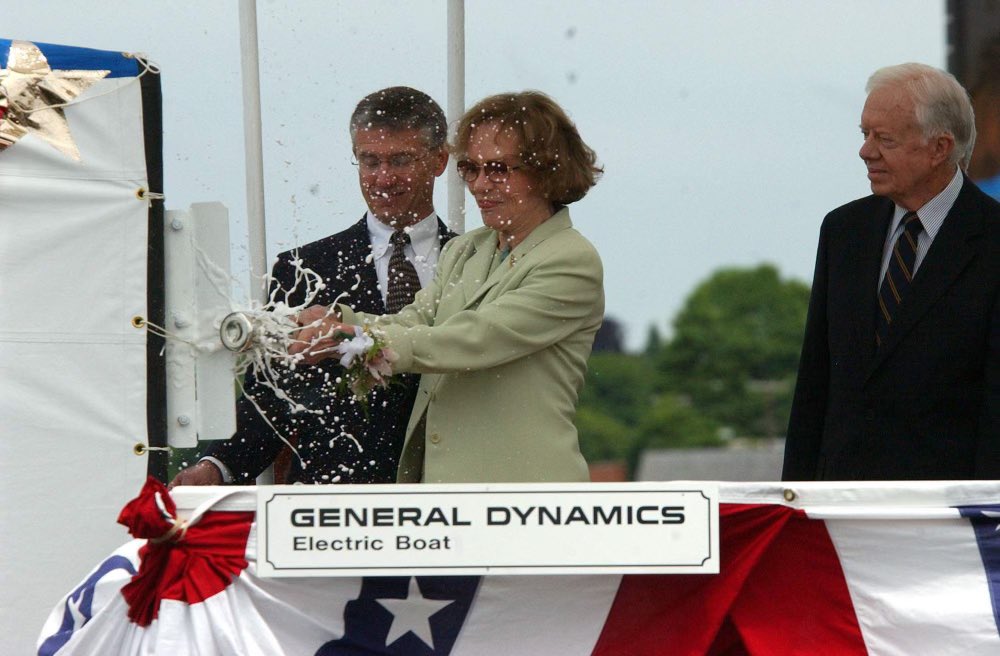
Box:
[171,86,456,486]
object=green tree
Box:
[574,352,656,464]
[626,394,723,475]
[578,352,657,428]
[643,325,663,357]
[575,406,631,462]
[657,264,810,438]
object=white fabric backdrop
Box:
[0,74,150,653]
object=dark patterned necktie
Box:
[876,211,923,347]
[385,231,421,313]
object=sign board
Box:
[257,483,718,577]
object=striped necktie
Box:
[876,211,923,347]
[385,231,421,313]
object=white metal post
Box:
[447,0,466,234]
[239,0,269,302]
[239,0,274,484]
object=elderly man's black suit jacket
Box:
[206,216,455,484]
[783,177,1000,480]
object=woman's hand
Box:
[287,304,356,365]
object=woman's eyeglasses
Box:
[456,160,525,184]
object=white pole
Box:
[238,0,274,484]
[239,0,268,303]
[447,0,466,234]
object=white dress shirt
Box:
[365,211,443,305]
[878,167,963,287]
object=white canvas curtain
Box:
[0,41,152,653]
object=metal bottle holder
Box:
[220,311,256,352]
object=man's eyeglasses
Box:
[351,152,428,171]
[456,160,525,184]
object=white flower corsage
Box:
[334,327,398,402]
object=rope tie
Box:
[136,188,165,204]
[150,491,190,544]
[149,488,243,545]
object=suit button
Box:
[429,433,441,444]
[864,409,875,421]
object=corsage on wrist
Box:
[333,327,398,401]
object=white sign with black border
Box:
[257,483,718,577]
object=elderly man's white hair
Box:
[866,62,977,169]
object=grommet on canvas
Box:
[133,442,147,456]
[782,488,797,502]
[131,316,145,329]
[135,187,164,203]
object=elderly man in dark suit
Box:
[171,86,454,486]
[783,63,1000,481]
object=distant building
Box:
[636,439,785,482]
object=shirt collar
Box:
[891,167,963,240]
[366,211,439,259]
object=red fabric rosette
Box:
[116,476,254,626]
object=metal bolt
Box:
[173,313,190,329]
[177,415,191,427]
[170,218,184,231]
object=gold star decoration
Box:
[0,40,110,160]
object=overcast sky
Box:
[5,1,947,350]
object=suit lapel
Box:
[333,215,384,313]
[460,231,500,308]
[461,208,573,310]
[866,179,983,376]
[435,216,459,247]
[853,201,894,366]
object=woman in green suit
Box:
[294,91,604,483]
